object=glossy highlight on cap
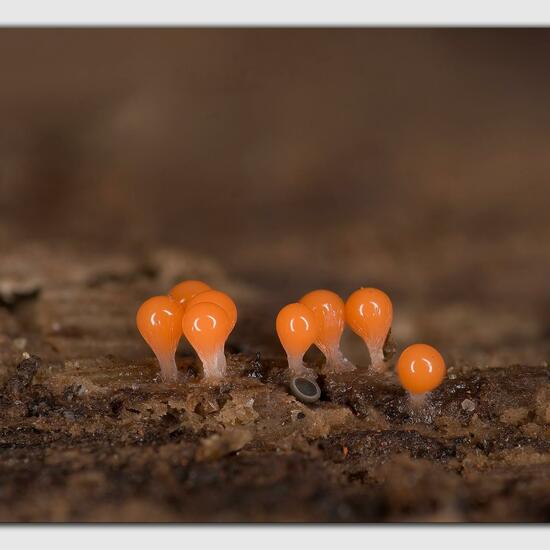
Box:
[185,289,237,334]
[136,295,183,382]
[182,301,230,380]
[276,303,318,377]
[169,280,211,309]
[345,287,393,370]
[397,343,446,394]
[300,289,355,373]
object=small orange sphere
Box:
[300,289,345,352]
[276,303,318,358]
[182,301,230,360]
[169,280,211,309]
[345,287,393,348]
[136,296,183,356]
[397,344,446,394]
[185,289,237,334]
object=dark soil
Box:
[0,245,549,523]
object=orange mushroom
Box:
[276,303,318,378]
[345,287,393,371]
[182,301,231,381]
[185,289,237,334]
[169,280,211,310]
[136,296,184,382]
[397,343,446,395]
[300,289,355,373]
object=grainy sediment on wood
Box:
[0,245,549,522]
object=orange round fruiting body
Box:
[276,303,318,358]
[345,287,393,347]
[397,344,446,394]
[300,289,345,352]
[169,280,211,309]
[136,295,184,382]
[182,301,230,380]
[345,287,392,370]
[136,295,183,357]
[185,289,237,334]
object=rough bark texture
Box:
[0,245,549,523]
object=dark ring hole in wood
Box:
[294,378,318,397]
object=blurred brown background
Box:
[1,28,550,365]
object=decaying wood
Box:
[0,245,549,522]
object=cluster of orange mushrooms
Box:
[278,288,446,404]
[137,280,237,383]
[137,281,446,404]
